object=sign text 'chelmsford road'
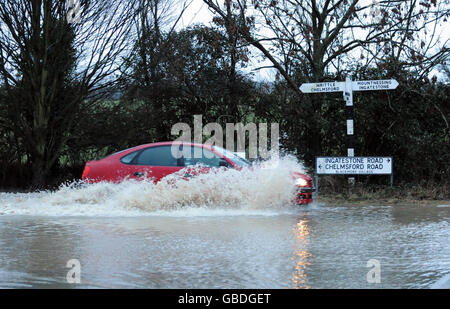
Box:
[316,157,392,175]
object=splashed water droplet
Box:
[0,156,308,217]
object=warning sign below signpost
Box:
[314,156,393,193]
[316,157,392,175]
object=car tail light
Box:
[82,165,91,179]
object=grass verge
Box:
[314,180,450,206]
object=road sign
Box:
[316,157,393,175]
[300,77,398,159]
[351,79,399,91]
[299,79,398,94]
[299,82,344,93]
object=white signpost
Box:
[299,79,399,93]
[300,77,398,192]
[351,79,399,91]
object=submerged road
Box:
[0,199,448,288]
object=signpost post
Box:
[300,78,398,192]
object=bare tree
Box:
[0,0,136,187]
[203,0,449,160]
[359,0,450,80]
[204,0,449,85]
[203,0,303,96]
[120,0,193,140]
[131,0,192,87]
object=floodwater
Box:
[0,158,449,289]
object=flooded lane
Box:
[0,203,449,289]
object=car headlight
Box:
[295,178,308,187]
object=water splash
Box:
[0,155,307,217]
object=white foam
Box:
[0,156,307,217]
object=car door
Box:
[125,145,184,182]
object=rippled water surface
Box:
[0,158,449,288]
[0,202,448,289]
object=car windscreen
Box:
[211,146,251,167]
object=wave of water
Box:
[0,156,308,217]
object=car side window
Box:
[181,146,222,167]
[120,151,139,164]
[134,146,178,166]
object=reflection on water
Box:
[0,203,449,288]
[292,218,312,289]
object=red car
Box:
[81,142,314,205]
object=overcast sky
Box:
[179,0,212,27]
[176,0,449,82]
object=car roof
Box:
[111,141,216,157]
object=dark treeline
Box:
[0,0,449,190]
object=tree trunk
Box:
[31,155,47,189]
